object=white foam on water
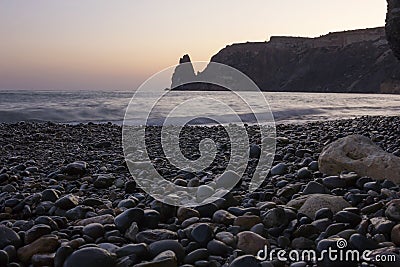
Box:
[1,90,400,125]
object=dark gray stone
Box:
[24,224,52,244]
[270,163,288,176]
[115,243,149,259]
[183,248,209,264]
[349,234,378,251]
[54,195,79,210]
[136,229,178,244]
[148,240,185,263]
[206,239,232,257]
[229,255,261,267]
[41,189,60,202]
[63,247,116,267]
[64,161,87,176]
[114,208,144,232]
[0,250,9,266]
[249,144,261,159]
[334,211,361,227]
[303,181,328,194]
[190,224,214,246]
[0,226,21,249]
[296,167,312,179]
[54,246,73,267]
[82,223,105,239]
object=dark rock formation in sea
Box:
[171,54,196,89]
[386,0,400,60]
[172,27,400,94]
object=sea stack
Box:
[171,54,196,89]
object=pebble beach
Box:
[1,116,400,267]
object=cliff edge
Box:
[386,0,400,60]
[172,27,400,94]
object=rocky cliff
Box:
[172,27,400,94]
[386,0,400,60]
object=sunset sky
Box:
[0,0,387,91]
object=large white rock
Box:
[287,194,351,219]
[319,135,400,184]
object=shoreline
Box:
[2,114,398,127]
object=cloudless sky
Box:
[0,0,387,90]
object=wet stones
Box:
[82,223,105,239]
[148,240,185,263]
[322,176,347,189]
[0,226,21,249]
[65,205,94,220]
[93,175,115,189]
[249,144,261,159]
[369,217,395,235]
[293,224,320,238]
[270,163,288,176]
[385,200,400,221]
[136,229,178,244]
[64,161,87,176]
[315,208,334,220]
[24,224,52,244]
[54,195,79,210]
[183,248,209,264]
[215,232,236,247]
[188,223,213,247]
[229,255,261,267]
[0,173,9,184]
[41,189,60,202]
[77,214,115,226]
[124,180,137,193]
[32,253,55,266]
[143,209,160,229]
[236,231,269,255]
[334,211,362,227]
[54,245,74,267]
[177,207,200,222]
[124,222,139,242]
[262,207,288,228]
[206,239,232,257]
[390,224,400,245]
[115,243,149,259]
[291,237,315,250]
[17,235,59,263]
[114,208,144,232]
[296,167,312,179]
[3,118,400,266]
[0,250,9,266]
[136,250,177,267]
[233,215,262,230]
[212,210,236,225]
[349,233,379,251]
[63,247,116,267]
[361,202,384,214]
[302,181,329,194]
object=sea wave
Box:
[1,90,400,125]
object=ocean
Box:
[1,89,400,125]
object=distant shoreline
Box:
[171,27,400,94]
